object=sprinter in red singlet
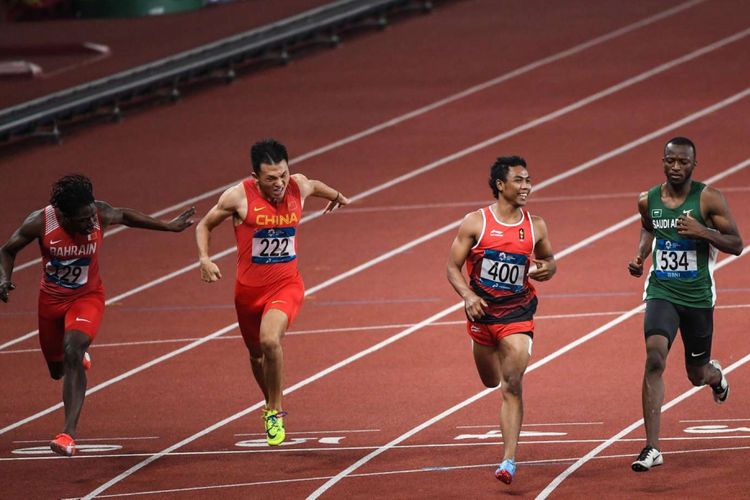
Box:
[0,174,194,457]
[196,139,350,446]
[447,156,556,485]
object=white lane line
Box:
[6,303,750,355]
[538,351,750,499]
[60,444,750,499]
[306,214,750,497]
[11,0,705,274]
[8,434,749,463]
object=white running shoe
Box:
[631,445,663,472]
[709,360,729,404]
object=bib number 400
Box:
[485,261,520,284]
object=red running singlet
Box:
[465,206,537,324]
[39,205,103,299]
[234,177,303,287]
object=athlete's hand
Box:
[464,293,488,322]
[528,259,554,281]
[0,281,16,303]
[199,259,222,282]
[167,207,196,232]
[628,255,644,277]
[676,212,705,239]
[324,193,350,214]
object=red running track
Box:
[1,0,750,498]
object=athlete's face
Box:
[662,143,696,187]
[60,203,97,235]
[497,165,532,206]
[253,161,290,204]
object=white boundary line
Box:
[83,155,750,500]
[538,351,750,499]
[60,444,750,498]
[11,0,705,274]
[7,304,750,355]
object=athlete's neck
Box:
[662,179,692,204]
[490,202,522,224]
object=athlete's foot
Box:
[495,459,516,484]
[263,409,287,446]
[631,445,662,471]
[709,360,729,404]
[50,433,76,457]
[82,352,91,371]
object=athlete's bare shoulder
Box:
[459,208,484,237]
[20,209,45,236]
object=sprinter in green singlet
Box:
[627,137,744,472]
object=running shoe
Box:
[50,433,76,457]
[495,458,516,484]
[263,409,287,446]
[709,360,729,404]
[631,445,662,471]
[82,352,91,371]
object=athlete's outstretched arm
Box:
[196,184,243,283]
[0,210,43,302]
[628,191,654,278]
[676,187,743,255]
[447,211,487,321]
[293,173,350,213]
[96,201,194,232]
[529,215,556,281]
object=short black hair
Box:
[664,136,696,159]
[488,156,527,198]
[50,174,94,215]
[250,138,288,174]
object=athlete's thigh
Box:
[472,339,501,387]
[678,305,714,366]
[234,285,267,350]
[38,294,67,363]
[498,333,532,377]
[64,290,105,342]
[644,299,680,348]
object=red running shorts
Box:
[466,319,534,347]
[234,278,304,350]
[38,286,105,363]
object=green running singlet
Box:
[644,181,717,308]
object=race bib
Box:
[252,227,296,264]
[45,257,90,289]
[654,238,697,279]
[479,249,527,292]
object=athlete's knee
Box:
[62,331,89,366]
[644,348,667,375]
[502,374,524,397]
[259,335,282,356]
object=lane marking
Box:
[539,351,750,498]
[58,445,750,499]
[11,0,706,274]
[6,434,747,463]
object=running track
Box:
[1,0,750,498]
